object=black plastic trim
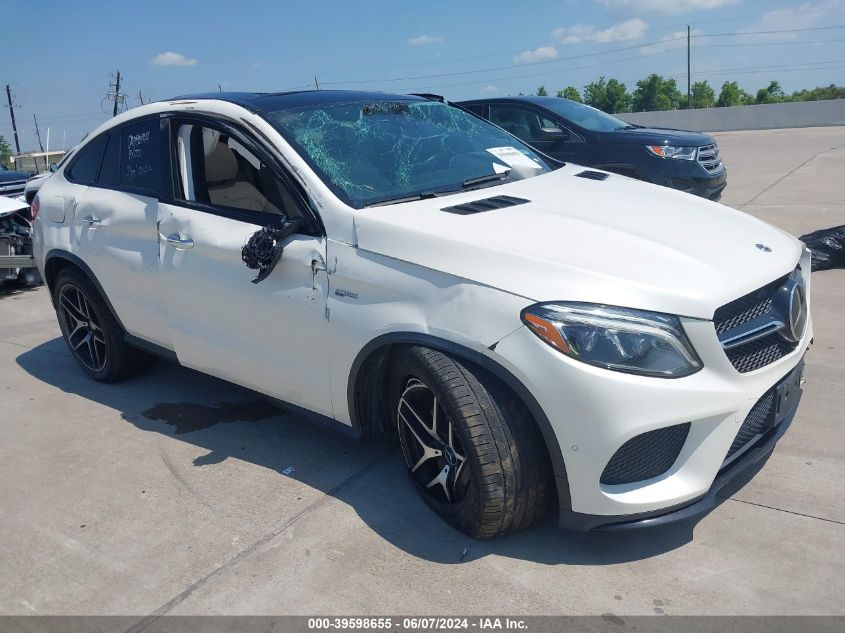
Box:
[347,332,572,510]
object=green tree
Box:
[716,81,744,107]
[604,79,630,113]
[557,86,582,102]
[756,80,785,104]
[690,80,716,109]
[631,74,682,111]
[583,77,630,113]
[536,85,548,96]
[583,77,608,109]
[0,135,11,167]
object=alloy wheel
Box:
[58,283,108,373]
[397,377,469,503]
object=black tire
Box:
[390,346,551,538]
[53,267,154,382]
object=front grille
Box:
[697,143,722,172]
[714,268,801,373]
[725,338,795,374]
[726,389,776,460]
[600,423,690,485]
[714,272,790,334]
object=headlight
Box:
[645,145,697,160]
[521,303,702,378]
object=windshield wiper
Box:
[461,170,512,188]
[364,191,443,207]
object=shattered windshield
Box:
[265,99,552,208]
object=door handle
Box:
[82,215,101,227]
[164,233,194,250]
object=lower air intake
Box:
[601,423,691,485]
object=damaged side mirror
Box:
[241,215,303,284]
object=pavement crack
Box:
[740,149,826,208]
[122,447,395,632]
[718,495,845,525]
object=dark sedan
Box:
[458,96,727,200]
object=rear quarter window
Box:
[65,135,107,184]
[119,119,161,193]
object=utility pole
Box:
[687,25,692,109]
[5,84,21,154]
[138,91,145,105]
[106,71,126,117]
[33,114,44,152]
[113,71,121,116]
[314,76,320,90]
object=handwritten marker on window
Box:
[282,466,295,475]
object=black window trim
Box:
[64,114,171,198]
[161,112,324,237]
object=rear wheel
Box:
[53,267,154,382]
[390,346,551,538]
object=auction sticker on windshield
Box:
[486,146,542,169]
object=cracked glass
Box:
[265,99,551,208]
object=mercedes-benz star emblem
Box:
[756,243,772,252]
[784,280,808,343]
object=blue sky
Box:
[2,0,844,152]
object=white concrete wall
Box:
[620,100,845,132]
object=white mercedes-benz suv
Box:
[32,91,812,537]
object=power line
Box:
[319,24,845,89]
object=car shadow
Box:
[14,338,773,566]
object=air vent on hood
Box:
[575,170,609,181]
[441,195,530,215]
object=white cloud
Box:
[151,51,198,67]
[408,34,445,45]
[513,46,559,64]
[744,1,845,40]
[596,0,738,14]
[640,28,701,53]
[553,18,648,44]
[481,85,498,93]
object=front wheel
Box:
[390,346,551,538]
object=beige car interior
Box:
[177,125,299,218]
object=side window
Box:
[97,132,120,187]
[462,104,485,117]
[119,119,160,193]
[65,135,107,184]
[174,123,298,219]
[489,106,552,143]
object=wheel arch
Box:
[44,250,125,329]
[347,332,572,511]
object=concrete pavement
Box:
[0,127,843,617]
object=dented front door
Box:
[157,201,333,417]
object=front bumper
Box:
[562,360,804,531]
[491,261,812,528]
[664,167,727,200]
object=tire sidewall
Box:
[389,349,488,535]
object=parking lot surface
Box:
[1,127,843,617]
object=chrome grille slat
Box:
[715,268,801,373]
[697,143,722,172]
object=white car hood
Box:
[352,164,802,319]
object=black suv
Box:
[458,96,727,200]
